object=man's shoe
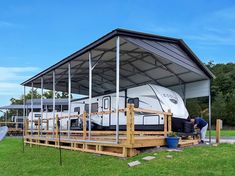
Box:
[200,140,204,144]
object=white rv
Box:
[28,84,189,132]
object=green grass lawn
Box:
[206,130,235,137]
[1,138,235,176]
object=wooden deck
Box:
[24,104,199,157]
[24,133,166,157]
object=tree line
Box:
[187,62,235,126]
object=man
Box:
[191,117,208,143]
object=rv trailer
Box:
[29,84,189,132]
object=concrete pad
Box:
[128,160,141,167]
[142,156,156,161]
[166,155,173,159]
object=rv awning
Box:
[21,29,215,97]
[0,104,41,110]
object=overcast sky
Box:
[0,0,235,108]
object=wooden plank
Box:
[83,112,87,140]
[178,139,199,148]
[167,110,172,132]
[25,119,29,135]
[216,119,221,143]
[126,104,135,145]
[122,147,127,157]
[164,114,167,137]
[130,104,135,145]
[126,104,131,145]
[26,129,165,135]
[55,114,59,140]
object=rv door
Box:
[102,96,111,126]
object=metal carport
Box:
[21,28,215,143]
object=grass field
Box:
[0,138,235,176]
[206,130,235,137]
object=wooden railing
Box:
[0,122,24,135]
[26,103,173,142]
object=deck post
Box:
[167,110,172,132]
[88,52,92,140]
[209,93,212,143]
[68,62,71,138]
[31,82,33,137]
[126,104,135,145]
[216,119,221,144]
[164,113,167,137]
[83,112,87,140]
[25,119,28,135]
[115,36,120,143]
[52,70,55,139]
[56,114,59,140]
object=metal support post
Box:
[88,52,92,140]
[68,63,71,138]
[31,83,33,136]
[40,77,44,136]
[115,36,120,143]
[53,71,56,139]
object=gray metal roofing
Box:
[21,28,215,96]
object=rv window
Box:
[74,107,80,114]
[84,103,98,113]
[47,105,53,112]
[128,98,139,108]
[104,98,109,109]
[91,103,98,113]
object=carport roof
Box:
[21,28,215,96]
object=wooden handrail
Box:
[28,107,172,122]
[26,104,173,139]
